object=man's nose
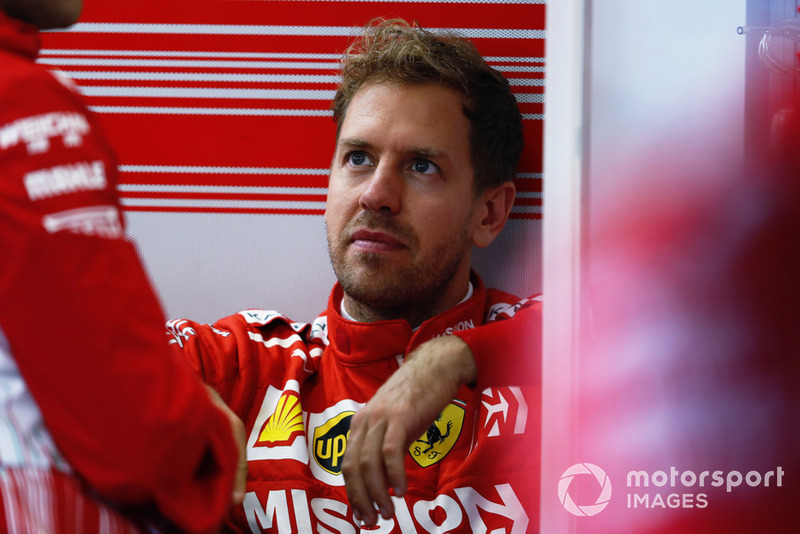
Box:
[358,163,402,214]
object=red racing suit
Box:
[169,277,540,533]
[0,9,237,533]
[457,296,542,389]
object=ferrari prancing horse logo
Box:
[409,401,465,467]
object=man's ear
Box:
[472,181,516,248]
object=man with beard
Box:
[169,18,539,533]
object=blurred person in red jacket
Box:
[0,0,245,531]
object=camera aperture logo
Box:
[558,463,612,516]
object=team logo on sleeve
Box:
[409,401,465,468]
[313,411,355,475]
[481,387,528,438]
[0,111,89,155]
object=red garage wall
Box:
[40,0,544,322]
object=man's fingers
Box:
[342,413,374,526]
[382,420,408,498]
[360,419,394,521]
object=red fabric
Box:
[457,298,542,390]
[0,9,237,533]
[171,276,540,533]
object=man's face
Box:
[325,82,482,324]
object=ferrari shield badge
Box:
[409,401,465,467]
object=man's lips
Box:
[349,229,407,253]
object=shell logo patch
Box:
[313,411,354,475]
[409,401,465,468]
[255,391,304,448]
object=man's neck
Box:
[340,282,474,328]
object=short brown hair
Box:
[332,18,523,194]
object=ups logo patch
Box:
[409,402,465,467]
[313,411,354,475]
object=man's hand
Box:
[342,336,476,527]
[205,386,248,505]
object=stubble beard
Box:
[327,211,473,325]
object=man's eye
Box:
[348,151,372,166]
[412,159,437,174]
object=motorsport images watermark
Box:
[559,463,785,516]
[558,463,612,517]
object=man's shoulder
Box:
[483,288,539,323]
[0,59,104,170]
[0,46,40,87]
[235,309,295,326]
[484,287,521,305]
[0,56,82,115]
[212,308,330,346]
